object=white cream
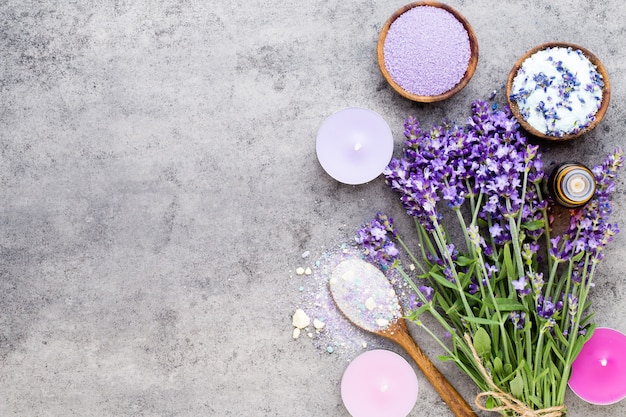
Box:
[510,47,603,136]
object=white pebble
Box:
[313,318,325,330]
[304,267,312,275]
[292,328,301,339]
[292,309,311,329]
[295,267,305,275]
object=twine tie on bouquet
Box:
[464,334,566,417]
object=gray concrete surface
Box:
[1,1,625,416]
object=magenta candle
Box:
[569,327,626,405]
[316,108,394,185]
[341,349,418,417]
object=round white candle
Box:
[569,327,626,405]
[341,349,418,417]
[316,108,394,185]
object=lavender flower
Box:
[512,276,531,296]
[355,213,400,269]
[536,295,558,319]
[353,102,622,415]
[509,311,526,330]
[549,148,624,266]
[409,286,435,308]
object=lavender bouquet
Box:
[356,100,623,416]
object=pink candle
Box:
[341,349,418,417]
[569,327,626,405]
[316,108,394,185]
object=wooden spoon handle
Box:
[394,329,477,417]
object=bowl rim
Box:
[505,42,611,141]
[376,1,479,103]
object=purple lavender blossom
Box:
[468,278,479,294]
[512,276,531,296]
[355,213,400,269]
[353,102,622,413]
[549,148,624,266]
[509,311,526,330]
[536,295,558,319]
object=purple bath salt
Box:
[383,6,471,96]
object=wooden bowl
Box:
[377,2,479,103]
[506,42,610,141]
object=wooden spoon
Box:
[329,258,476,417]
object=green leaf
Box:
[504,363,513,376]
[571,250,586,262]
[492,356,503,375]
[535,367,550,382]
[571,334,590,360]
[435,292,451,310]
[510,373,524,399]
[463,263,476,288]
[445,299,464,317]
[485,396,496,409]
[585,324,597,340]
[545,338,566,365]
[549,360,562,382]
[473,327,491,358]
[406,304,430,322]
[455,255,476,267]
[428,270,458,290]
[528,395,544,409]
[503,244,514,280]
[552,323,570,348]
[437,355,455,362]
[463,316,500,326]
[483,297,527,312]
[521,219,545,231]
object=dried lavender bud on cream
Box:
[510,47,604,137]
[329,258,402,332]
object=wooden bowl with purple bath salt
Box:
[506,42,611,141]
[377,2,479,103]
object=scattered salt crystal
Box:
[409,264,416,272]
[376,318,390,328]
[308,332,314,338]
[301,251,310,258]
[304,267,312,275]
[292,328,301,339]
[313,318,326,330]
[365,297,377,311]
[326,346,334,354]
[292,309,311,329]
[361,341,368,349]
[296,267,305,275]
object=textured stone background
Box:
[1,0,625,416]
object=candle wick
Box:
[600,358,608,367]
[354,143,362,151]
